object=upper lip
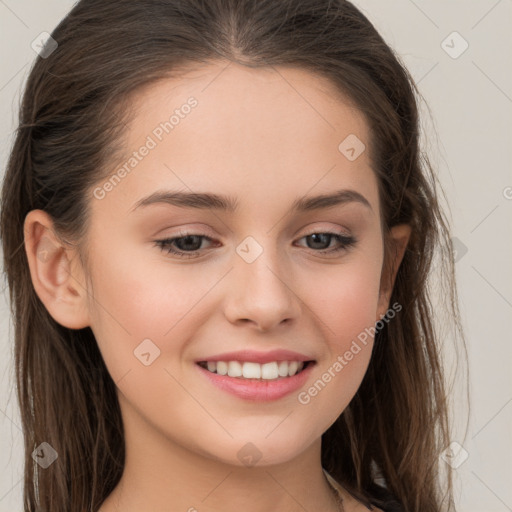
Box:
[195,349,315,364]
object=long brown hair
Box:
[0,1,465,511]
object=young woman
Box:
[0,1,464,511]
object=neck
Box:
[98,398,341,512]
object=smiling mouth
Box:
[196,360,315,380]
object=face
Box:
[63,62,396,466]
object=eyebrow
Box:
[130,188,372,214]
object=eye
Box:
[295,231,356,255]
[154,232,217,259]
[154,230,357,259]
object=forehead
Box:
[127,61,369,145]
[97,60,378,218]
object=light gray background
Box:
[0,1,511,511]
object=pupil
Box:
[177,235,201,251]
[308,233,330,249]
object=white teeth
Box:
[242,362,261,379]
[287,361,299,376]
[278,361,289,377]
[216,361,228,375]
[200,360,307,379]
[261,362,278,379]
[227,361,243,377]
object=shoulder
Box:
[366,482,404,512]
[346,498,388,512]
[323,469,404,512]
[349,502,385,512]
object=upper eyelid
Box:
[159,229,351,243]
[160,223,353,239]
[157,230,354,253]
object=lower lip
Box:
[195,362,316,402]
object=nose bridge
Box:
[224,234,301,330]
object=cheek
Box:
[317,272,380,335]
[86,239,221,372]
[295,251,382,414]
[305,251,383,346]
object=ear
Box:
[376,223,411,320]
[23,209,91,329]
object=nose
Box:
[223,242,302,332]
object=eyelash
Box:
[154,230,357,259]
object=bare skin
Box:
[24,60,408,512]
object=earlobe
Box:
[23,209,91,330]
[377,223,411,319]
